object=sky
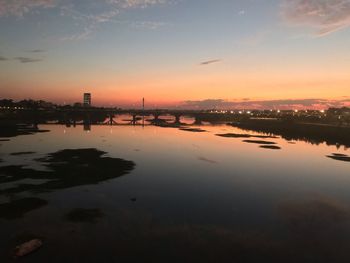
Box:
[0,0,350,109]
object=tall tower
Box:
[83,93,91,107]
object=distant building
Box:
[83,93,91,107]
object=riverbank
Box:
[230,119,350,148]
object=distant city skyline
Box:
[2,96,350,110]
[1,0,350,109]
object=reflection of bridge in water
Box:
[4,108,350,148]
[61,109,240,127]
[103,111,204,126]
[1,108,245,132]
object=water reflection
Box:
[179,128,207,133]
[0,198,48,220]
[64,208,104,223]
[0,124,350,262]
[260,145,281,150]
[0,148,135,195]
[10,151,36,156]
[327,153,350,162]
[242,140,277,145]
[83,121,91,132]
[216,133,278,139]
[278,197,350,262]
[0,124,49,138]
[232,121,350,149]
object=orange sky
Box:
[1,0,350,109]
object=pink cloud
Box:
[282,0,350,36]
[107,0,167,9]
[0,0,56,17]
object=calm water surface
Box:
[1,124,350,262]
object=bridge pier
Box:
[109,114,114,125]
[193,115,203,125]
[132,114,138,125]
[149,112,163,124]
[174,113,182,124]
[64,113,71,127]
[153,113,161,121]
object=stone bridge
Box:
[1,108,245,127]
[103,109,238,125]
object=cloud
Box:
[0,56,7,61]
[198,157,217,164]
[200,59,222,66]
[107,0,167,9]
[0,0,169,42]
[28,49,46,53]
[181,98,350,110]
[61,27,94,41]
[129,20,166,30]
[282,0,350,36]
[182,99,229,109]
[14,57,43,63]
[0,0,171,45]
[59,0,169,41]
[0,0,56,17]
[61,20,165,41]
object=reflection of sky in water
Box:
[1,124,350,261]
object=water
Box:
[1,124,350,262]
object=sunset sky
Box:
[0,0,350,109]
